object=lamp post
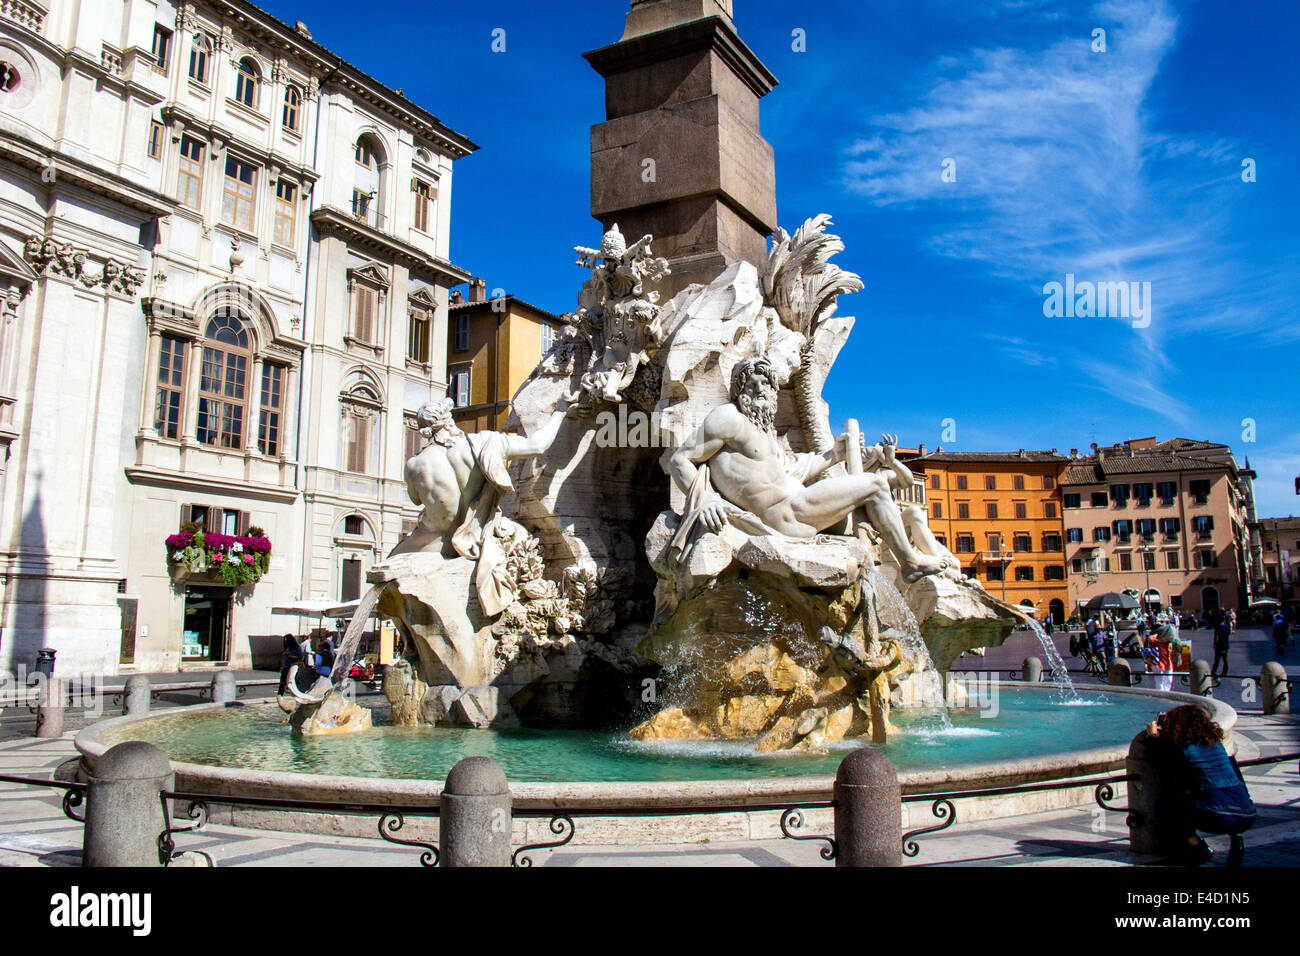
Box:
[999,534,1008,602]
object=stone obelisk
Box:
[584,0,778,296]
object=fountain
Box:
[69,2,1241,844]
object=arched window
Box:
[352,135,382,227]
[188,33,211,83]
[340,375,381,474]
[196,312,251,449]
[235,57,259,108]
[282,85,300,131]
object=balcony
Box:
[978,550,1014,563]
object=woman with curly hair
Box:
[1145,705,1255,865]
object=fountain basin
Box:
[74,684,1235,845]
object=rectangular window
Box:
[1091,492,1109,507]
[1043,501,1058,519]
[986,565,1004,582]
[1110,484,1130,507]
[1013,534,1032,552]
[352,286,375,343]
[1014,502,1027,519]
[1015,566,1034,581]
[988,533,1003,551]
[189,40,209,83]
[454,314,470,351]
[196,346,247,449]
[1157,481,1177,504]
[154,335,186,439]
[273,180,296,247]
[1043,475,1055,490]
[1189,479,1211,503]
[1134,482,1154,505]
[221,158,257,231]
[1013,475,1025,491]
[1136,518,1156,540]
[451,369,470,408]
[408,310,430,364]
[1064,493,1081,509]
[412,179,435,233]
[930,474,940,490]
[1196,549,1218,569]
[148,121,165,161]
[1094,527,1111,542]
[540,323,554,357]
[351,188,371,222]
[1170,595,1183,608]
[956,475,968,490]
[957,502,970,520]
[1119,552,1132,571]
[1067,528,1083,543]
[404,416,423,461]
[1114,519,1132,542]
[985,475,997,490]
[986,502,998,520]
[932,502,942,520]
[1045,565,1065,581]
[178,136,204,208]
[344,410,371,474]
[1072,558,1083,573]
[1160,517,1181,537]
[1043,534,1062,552]
[257,363,283,457]
[151,25,171,72]
[1143,551,1156,571]
[1193,515,1215,537]
[956,535,975,554]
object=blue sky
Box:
[262,0,1299,515]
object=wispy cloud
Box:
[839,0,1294,428]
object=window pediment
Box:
[346,261,389,290]
[407,286,437,311]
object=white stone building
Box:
[0,0,475,675]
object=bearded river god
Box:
[667,356,948,581]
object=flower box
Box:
[165,530,272,589]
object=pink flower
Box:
[212,552,223,563]
[244,554,254,565]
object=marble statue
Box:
[393,393,571,615]
[667,354,948,581]
[570,225,670,407]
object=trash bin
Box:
[34,648,56,679]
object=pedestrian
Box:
[1144,704,1256,866]
[277,634,302,695]
[1150,623,1176,692]
[1273,610,1290,653]
[316,635,335,678]
[1211,619,1230,678]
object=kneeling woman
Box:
[1145,705,1256,865]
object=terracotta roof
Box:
[449,295,559,319]
[906,450,1069,464]
[1061,453,1227,485]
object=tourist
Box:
[1273,610,1290,653]
[1149,623,1176,692]
[1211,618,1231,678]
[278,634,303,695]
[1144,704,1256,866]
[316,636,336,678]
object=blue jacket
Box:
[1178,743,1255,818]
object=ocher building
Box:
[903,449,1070,624]
[445,278,560,433]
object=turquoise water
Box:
[108,687,1173,783]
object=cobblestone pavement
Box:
[1,707,1294,868]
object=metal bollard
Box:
[210,671,237,704]
[83,741,174,867]
[1107,658,1132,687]
[35,677,65,738]
[833,748,901,867]
[441,756,512,867]
[1189,659,1212,698]
[1261,662,1289,715]
[1022,656,1042,683]
[124,675,151,715]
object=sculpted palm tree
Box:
[761,214,864,453]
